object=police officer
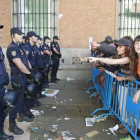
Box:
[23,31,41,107]
[42,36,52,83]
[7,28,33,135]
[0,25,14,140]
[22,35,28,46]
[50,36,61,83]
[33,35,47,98]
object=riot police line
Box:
[0,25,61,140]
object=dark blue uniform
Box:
[23,43,41,106]
[0,47,9,134]
[33,45,44,67]
[42,43,51,64]
[23,42,36,68]
[42,43,52,82]
[6,42,29,120]
[51,42,61,81]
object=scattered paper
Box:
[44,133,48,137]
[40,111,44,114]
[30,127,39,132]
[86,130,99,137]
[85,117,96,126]
[52,106,56,109]
[42,89,59,97]
[52,125,58,130]
[64,117,71,120]
[57,119,61,121]
[109,124,119,136]
[67,78,75,81]
[30,109,40,116]
[61,131,76,140]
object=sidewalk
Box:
[29,79,127,140]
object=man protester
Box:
[50,36,61,83]
[6,27,33,135]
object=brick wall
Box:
[0,0,116,48]
[0,0,12,48]
[59,0,116,48]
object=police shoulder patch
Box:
[11,51,16,56]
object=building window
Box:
[117,0,140,38]
[12,0,59,38]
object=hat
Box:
[105,36,112,43]
[10,27,24,35]
[27,31,37,37]
[0,25,4,29]
[37,35,42,41]
[53,36,59,40]
[44,36,50,40]
[113,39,118,44]
[115,38,131,47]
[23,35,28,40]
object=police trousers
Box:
[51,57,59,80]
[9,74,28,120]
[0,87,6,133]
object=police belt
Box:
[11,73,27,78]
[0,84,4,89]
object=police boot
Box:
[9,119,24,135]
[55,77,60,81]
[35,99,41,107]
[18,113,33,122]
[50,78,57,84]
[24,110,34,118]
[0,132,14,140]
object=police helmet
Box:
[1,90,18,107]
[33,72,43,84]
[25,82,36,97]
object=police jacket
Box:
[50,42,61,58]
[23,42,36,68]
[33,45,44,67]
[7,42,30,75]
[42,43,51,63]
[0,47,9,85]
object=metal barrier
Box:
[90,70,140,140]
[85,67,101,97]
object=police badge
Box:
[11,51,16,56]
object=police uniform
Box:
[0,46,14,140]
[7,38,32,135]
[51,36,61,82]
[42,40,52,82]
[23,31,41,107]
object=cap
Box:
[37,35,42,40]
[23,35,28,40]
[27,31,37,37]
[10,27,24,35]
[44,36,50,40]
[53,35,59,40]
[0,25,4,29]
[115,38,131,47]
[105,36,112,43]
[113,39,118,44]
